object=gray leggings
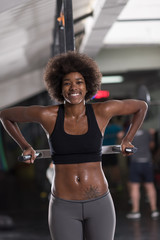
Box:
[48,191,116,240]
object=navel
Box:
[76,176,80,182]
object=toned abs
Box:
[51,162,108,200]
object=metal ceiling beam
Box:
[74,11,93,24]
[79,0,129,58]
[118,18,160,22]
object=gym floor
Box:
[0,171,160,240]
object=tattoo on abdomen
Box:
[83,185,101,199]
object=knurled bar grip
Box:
[18,145,137,162]
[112,146,137,154]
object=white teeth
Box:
[70,93,79,96]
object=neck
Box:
[64,101,86,118]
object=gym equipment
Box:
[138,85,151,105]
[18,145,137,162]
[138,84,160,106]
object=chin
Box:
[65,98,84,105]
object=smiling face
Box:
[62,72,87,105]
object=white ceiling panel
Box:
[104,0,160,46]
[79,0,129,56]
[119,0,160,19]
[104,21,160,45]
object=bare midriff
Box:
[51,161,108,200]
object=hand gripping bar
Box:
[18,145,137,162]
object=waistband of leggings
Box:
[51,190,110,204]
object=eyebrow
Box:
[63,77,84,81]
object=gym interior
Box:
[0,0,160,239]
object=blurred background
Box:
[0,0,160,239]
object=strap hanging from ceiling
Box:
[52,0,74,55]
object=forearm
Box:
[0,105,46,163]
[1,119,31,150]
[123,103,148,143]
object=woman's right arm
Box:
[0,106,47,163]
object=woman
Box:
[0,51,148,240]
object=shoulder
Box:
[88,102,114,131]
[36,105,61,135]
[40,105,59,115]
[90,101,116,118]
[38,105,60,122]
[91,99,148,117]
[23,105,59,120]
[21,104,60,126]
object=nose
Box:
[70,82,77,91]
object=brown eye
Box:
[77,81,83,84]
[63,82,70,86]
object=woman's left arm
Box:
[120,100,148,155]
[101,99,148,155]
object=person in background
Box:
[102,118,124,191]
[126,128,159,220]
[0,51,148,240]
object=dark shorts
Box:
[129,162,154,183]
[102,154,118,166]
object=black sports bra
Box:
[48,104,103,164]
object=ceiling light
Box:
[102,76,124,84]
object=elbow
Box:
[138,100,148,119]
[0,110,8,121]
[0,110,3,120]
[140,100,148,112]
[144,100,148,109]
